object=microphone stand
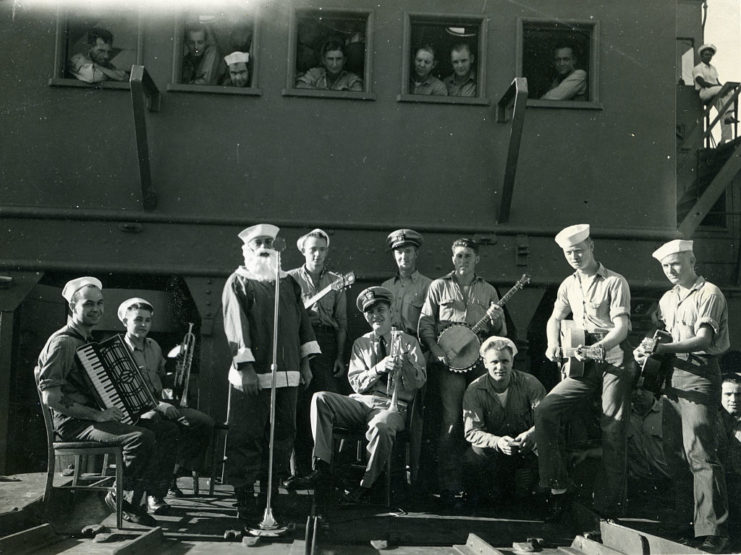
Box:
[248,237,290,539]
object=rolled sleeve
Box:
[463,389,499,449]
[696,292,725,336]
[36,337,74,391]
[608,277,631,320]
[552,281,572,318]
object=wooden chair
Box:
[37,390,124,529]
[332,391,423,507]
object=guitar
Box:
[303,271,355,309]
[560,325,606,378]
[437,274,531,373]
[638,329,673,396]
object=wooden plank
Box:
[453,532,505,555]
[600,520,699,555]
[0,523,61,554]
[678,139,741,237]
[129,66,158,211]
[112,526,165,555]
[496,78,529,224]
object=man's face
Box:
[302,236,328,272]
[451,48,473,79]
[554,47,576,76]
[660,252,695,287]
[71,286,104,327]
[89,37,112,65]
[700,49,714,65]
[414,49,436,80]
[562,240,594,271]
[721,381,741,416]
[364,303,392,336]
[322,49,346,77]
[243,235,274,260]
[186,30,207,57]
[125,308,152,340]
[229,62,249,87]
[483,348,513,386]
[393,246,418,274]
[452,246,479,278]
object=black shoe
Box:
[104,491,157,527]
[544,492,572,523]
[284,468,328,490]
[340,486,371,505]
[147,496,170,515]
[700,535,729,554]
[167,484,184,498]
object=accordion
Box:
[76,335,159,425]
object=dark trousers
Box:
[463,445,538,499]
[294,327,340,475]
[175,407,215,472]
[437,361,485,493]
[663,356,728,538]
[534,359,631,516]
[63,414,178,502]
[226,385,298,490]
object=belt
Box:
[585,332,607,344]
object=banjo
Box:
[437,274,530,373]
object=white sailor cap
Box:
[480,335,518,357]
[62,276,102,303]
[238,224,280,244]
[554,224,590,249]
[652,239,694,262]
[297,228,330,251]
[117,297,154,323]
[697,43,717,55]
[224,51,249,65]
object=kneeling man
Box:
[303,286,426,503]
[463,336,545,505]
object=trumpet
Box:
[170,322,196,408]
[387,328,403,412]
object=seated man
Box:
[118,298,215,511]
[182,23,221,85]
[444,43,477,97]
[299,286,426,503]
[410,45,447,96]
[693,44,735,143]
[68,27,129,83]
[540,45,587,101]
[462,337,545,506]
[295,39,363,91]
[717,374,741,526]
[221,51,250,87]
[34,277,177,526]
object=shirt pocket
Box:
[439,296,463,320]
[585,298,608,319]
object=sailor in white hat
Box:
[285,228,349,486]
[634,239,730,551]
[535,224,632,521]
[461,335,545,503]
[35,277,175,527]
[223,51,250,87]
[693,43,735,143]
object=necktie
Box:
[378,337,388,385]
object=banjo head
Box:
[438,324,481,373]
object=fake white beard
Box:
[244,252,279,282]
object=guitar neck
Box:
[304,283,334,309]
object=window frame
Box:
[48,8,143,90]
[398,12,489,106]
[282,7,376,101]
[517,17,602,110]
[167,11,262,96]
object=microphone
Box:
[271,237,286,253]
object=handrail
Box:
[495,78,528,223]
[703,81,740,147]
[129,65,160,210]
